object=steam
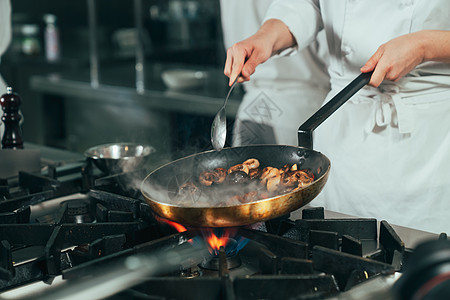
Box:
[140,172,269,208]
[111,143,315,209]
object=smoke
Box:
[140,166,273,208]
[114,145,315,210]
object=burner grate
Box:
[0,188,164,291]
[0,157,441,300]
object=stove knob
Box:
[393,239,450,300]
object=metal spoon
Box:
[211,79,238,151]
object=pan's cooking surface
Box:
[141,145,330,227]
[142,145,329,206]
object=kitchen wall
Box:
[0,0,228,160]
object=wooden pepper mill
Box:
[1,87,24,149]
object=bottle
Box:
[21,24,41,56]
[43,14,60,62]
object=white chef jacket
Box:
[265,0,450,234]
[0,0,11,91]
[0,0,11,139]
[220,0,330,146]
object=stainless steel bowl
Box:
[84,143,155,174]
[161,69,208,90]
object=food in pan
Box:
[198,168,227,186]
[174,158,314,207]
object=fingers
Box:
[223,25,277,86]
[224,48,233,78]
[362,36,424,87]
[224,39,269,86]
[361,52,379,72]
[230,48,246,85]
[237,75,249,83]
[361,46,386,87]
[369,62,404,87]
[241,52,259,79]
[368,64,387,88]
[224,44,249,86]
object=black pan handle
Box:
[297,71,373,149]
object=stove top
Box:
[0,148,447,300]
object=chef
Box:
[224,0,450,234]
[0,0,12,139]
[220,0,330,146]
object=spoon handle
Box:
[223,79,238,108]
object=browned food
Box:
[179,158,314,207]
[199,167,227,186]
[260,167,281,186]
[227,170,249,185]
[242,158,260,170]
[228,163,249,175]
[248,168,261,180]
[214,168,227,183]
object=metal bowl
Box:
[161,69,208,90]
[84,143,155,174]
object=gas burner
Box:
[199,252,242,270]
[61,199,95,223]
[208,237,238,256]
[199,237,243,270]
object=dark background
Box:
[0,0,230,160]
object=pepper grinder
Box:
[1,87,24,149]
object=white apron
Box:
[220,0,330,146]
[265,0,450,233]
[232,81,329,146]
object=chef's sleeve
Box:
[263,0,323,55]
[0,0,11,56]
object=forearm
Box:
[420,30,450,63]
[259,19,297,56]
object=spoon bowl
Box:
[211,80,238,151]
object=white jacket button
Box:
[342,46,352,56]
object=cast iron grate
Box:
[0,160,419,299]
[51,207,410,299]
[0,189,163,290]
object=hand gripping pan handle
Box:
[298,71,373,149]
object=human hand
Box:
[224,19,296,86]
[361,32,426,87]
[224,32,273,86]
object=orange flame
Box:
[156,216,195,244]
[155,216,187,232]
[164,219,187,232]
[202,228,238,254]
[156,216,241,254]
[206,234,228,251]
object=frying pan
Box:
[141,72,373,227]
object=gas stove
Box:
[0,147,447,300]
